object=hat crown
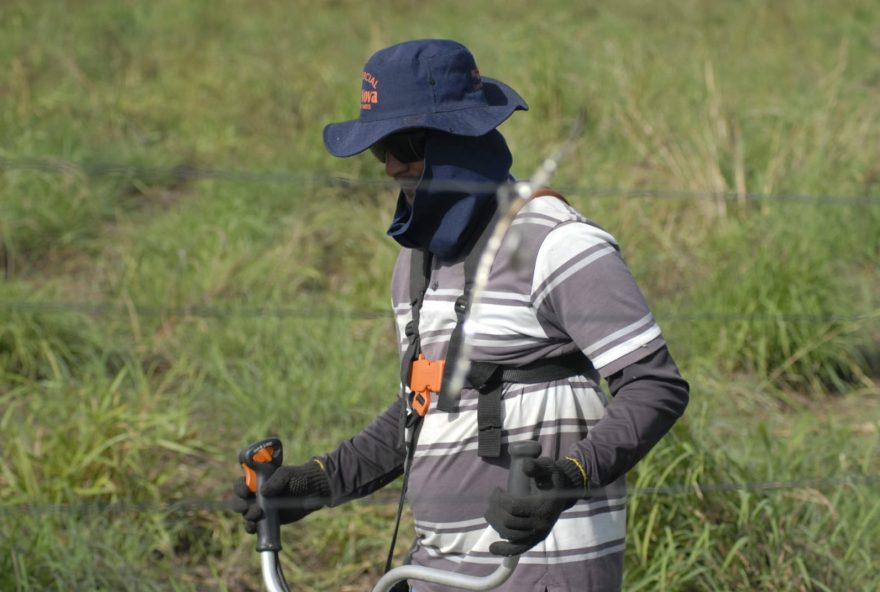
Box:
[358,39,487,122]
[323,39,527,157]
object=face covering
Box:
[386,130,512,261]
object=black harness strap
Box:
[396,248,433,447]
[401,249,433,390]
[436,211,499,413]
[386,249,432,576]
[468,351,594,457]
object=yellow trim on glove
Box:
[563,456,589,498]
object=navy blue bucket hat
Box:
[323,39,528,157]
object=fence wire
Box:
[2,299,878,324]
[2,474,878,517]
[3,156,880,205]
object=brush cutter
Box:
[239,437,541,592]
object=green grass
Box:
[1,0,879,590]
[625,391,880,591]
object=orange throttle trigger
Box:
[239,438,283,493]
[238,437,284,552]
[409,354,445,416]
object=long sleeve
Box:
[569,344,689,488]
[531,219,689,488]
[319,397,408,505]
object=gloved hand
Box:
[485,456,587,556]
[232,459,331,534]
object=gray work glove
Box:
[232,460,331,534]
[485,456,587,556]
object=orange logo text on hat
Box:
[361,71,379,110]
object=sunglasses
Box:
[369,130,427,163]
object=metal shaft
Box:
[372,556,519,592]
[260,551,290,592]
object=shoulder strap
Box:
[387,249,432,575]
[436,209,500,412]
[436,188,565,412]
[399,249,433,389]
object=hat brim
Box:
[322,77,528,158]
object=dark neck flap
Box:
[386,130,512,261]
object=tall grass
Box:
[678,204,877,392]
[625,395,880,590]
[1,0,879,590]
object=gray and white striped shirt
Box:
[389,197,665,591]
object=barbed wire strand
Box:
[2,156,880,205]
[1,299,877,324]
[2,474,878,517]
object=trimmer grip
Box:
[240,438,283,491]
[239,437,284,552]
[507,440,541,496]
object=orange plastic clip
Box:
[409,354,445,417]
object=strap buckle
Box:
[411,390,431,417]
[409,354,445,417]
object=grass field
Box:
[1,0,879,590]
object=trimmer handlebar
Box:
[239,437,284,552]
[506,440,541,495]
[242,438,543,592]
[371,439,543,592]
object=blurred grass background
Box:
[1,0,879,590]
